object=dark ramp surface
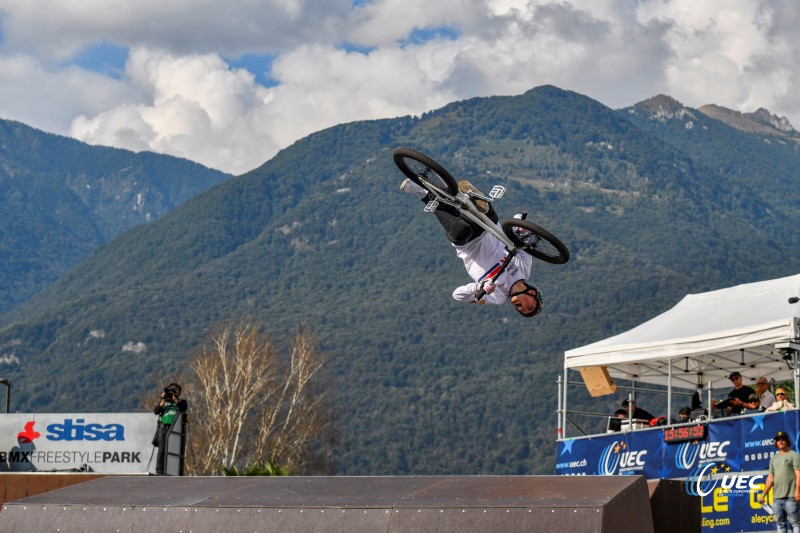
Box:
[0,475,654,532]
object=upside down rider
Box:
[400,178,543,317]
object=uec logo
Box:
[685,462,764,497]
[675,442,700,469]
[598,441,647,475]
[675,441,729,470]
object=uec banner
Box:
[556,410,800,479]
[0,413,158,474]
[557,411,800,533]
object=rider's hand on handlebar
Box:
[479,279,496,295]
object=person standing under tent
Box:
[758,431,800,533]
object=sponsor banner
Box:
[692,470,771,533]
[0,413,157,474]
[557,411,800,532]
[556,411,800,477]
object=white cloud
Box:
[0,53,138,134]
[0,0,352,58]
[0,0,798,174]
[70,43,460,173]
[70,48,280,174]
[637,0,800,115]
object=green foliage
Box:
[1,86,800,477]
[0,118,231,314]
[223,460,290,477]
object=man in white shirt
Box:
[755,377,776,409]
[401,178,542,317]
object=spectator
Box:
[621,399,655,422]
[678,407,692,423]
[757,431,800,532]
[766,388,796,412]
[608,409,629,432]
[742,394,765,415]
[712,372,756,416]
[755,377,776,409]
[152,382,188,475]
[690,389,703,410]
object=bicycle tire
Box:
[393,148,458,196]
[502,218,570,265]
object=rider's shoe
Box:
[458,180,489,214]
[511,213,531,240]
[400,178,428,199]
[512,226,532,240]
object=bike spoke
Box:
[402,157,448,191]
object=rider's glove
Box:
[480,279,496,295]
[470,279,496,303]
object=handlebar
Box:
[474,249,518,302]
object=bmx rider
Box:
[400,178,543,317]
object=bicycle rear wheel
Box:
[393,148,458,196]
[502,219,570,265]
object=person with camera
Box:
[152,383,188,475]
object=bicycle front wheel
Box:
[393,148,458,196]
[502,219,570,265]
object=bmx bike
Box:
[393,147,570,299]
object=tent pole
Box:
[667,360,673,425]
[563,367,569,439]
[628,391,633,428]
[557,374,563,441]
[707,382,713,420]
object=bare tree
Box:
[186,321,336,475]
[253,324,334,473]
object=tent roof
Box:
[565,274,800,390]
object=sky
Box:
[0,0,798,175]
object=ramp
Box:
[0,473,104,510]
[648,478,700,533]
[0,475,654,533]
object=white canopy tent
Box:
[559,274,800,438]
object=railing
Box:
[558,375,698,439]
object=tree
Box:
[186,321,336,475]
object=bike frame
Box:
[417,180,522,283]
[422,183,518,250]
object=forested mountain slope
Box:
[0,118,231,313]
[2,86,799,475]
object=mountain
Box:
[699,104,800,139]
[2,86,800,476]
[622,95,800,221]
[629,94,800,140]
[0,119,232,314]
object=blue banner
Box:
[556,411,800,532]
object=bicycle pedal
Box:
[424,199,439,213]
[489,185,506,199]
